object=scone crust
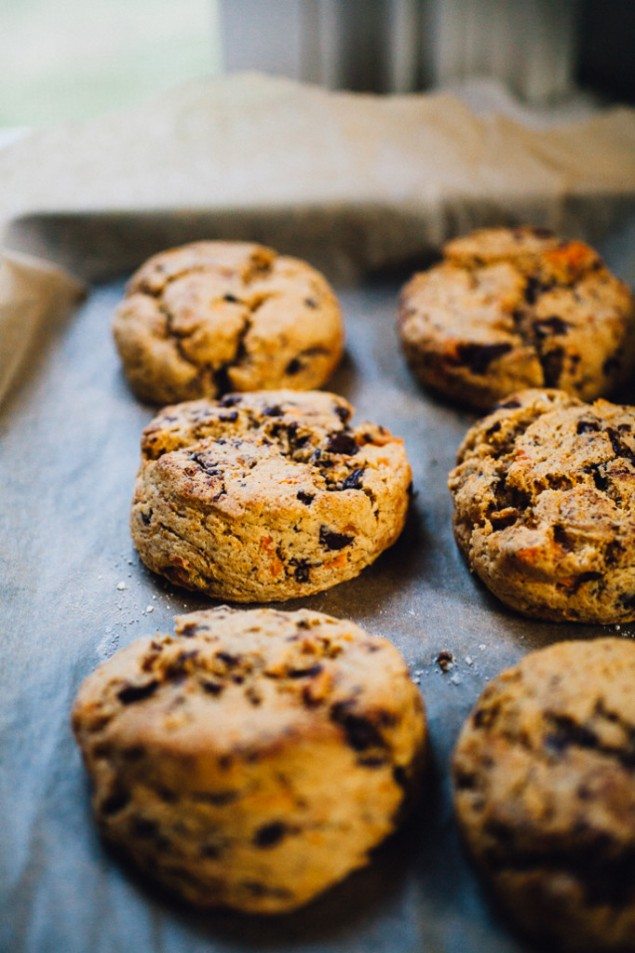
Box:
[113,241,344,404]
[448,388,635,623]
[453,638,635,951]
[72,606,427,913]
[399,227,634,410]
[131,390,411,602]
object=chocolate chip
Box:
[334,405,351,423]
[533,315,569,338]
[288,664,323,678]
[202,679,224,695]
[253,822,287,848]
[118,681,159,705]
[436,650,454,672]
[524,275,551,304]
[140,509,152,525]
[263,405,283,417]
[292,559,311,583]
[540,346,565,387]
[577,419,600,434]
[219,394,242,407]
[285,357,303,375]
[223,294,239,303]
[101,789,130,815]
[607,428,635,465]
[498,398,521,409]
[218,411,238,422]
[179,622,199,637]
[586,463,609,491]
[296,490,314,506]
[216,651,239,667]
[330,703,385,751]
[341,468,365,490]
[319,526,353,550]
[132,817,159,838]
[553,525,572,550]
[326,432,358,455]
[455,342,513,375]
[305,297,318,309]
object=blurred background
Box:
[1,0,634,130]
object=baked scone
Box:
[448,388,635,623]
[453,638,635,951]
[113,241,344,404]
[131,390,411,602]
[398,227,634,410]
[72,606,427,913]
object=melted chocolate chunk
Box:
[253,821,288,848]
[319,526,354,550]
[288,663,323,678]
[291,559,311,583]
[330,701,385,751]
[341,468,365,490]
[455,342,513,375]
[101,789,130,815]
[285,357,303,375]
[577,419,600,434]
[540,347,565,387]
[326,432,358,455]
[118,681,159,705]
[533,315,569,338]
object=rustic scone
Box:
[448,388,635,623]
[131,390,411,601]
[399,227,634,410]
[453,638,635,951]
[113,241,344,404]
[72,606,427,913]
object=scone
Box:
[453,638,635,951]
[72,606,427,913]
[398,227,634,410]
[131,390,411,602]
[113,241,344,404]
[448,388,635,623]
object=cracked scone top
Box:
[72,606,427,913]
[448,388,635,623]
[453,638,635,951]
[398,227,634,410]
[131,390,411,601]
[113,241,344,404]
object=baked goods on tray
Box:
[113,241,344,404]
[72,606,427,913]
[448,388,635,623]
[453,637,635,951]
[398,227,634,410]
[131,390,411,602]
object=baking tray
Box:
[1,213,634,953]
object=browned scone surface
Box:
[131,390,411,602]
[399,227,634,410]
[453,638,635,951]
[72,606,427,913]
[113,241,344,404]
[448,388,635,623]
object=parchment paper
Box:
[1,72,635,403]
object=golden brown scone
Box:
[448,388,635,623]
[131,390,412,602]
[453,638,635,951]
[113,241,344,404]
[72,606,427,913]
[398,227,634,410]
